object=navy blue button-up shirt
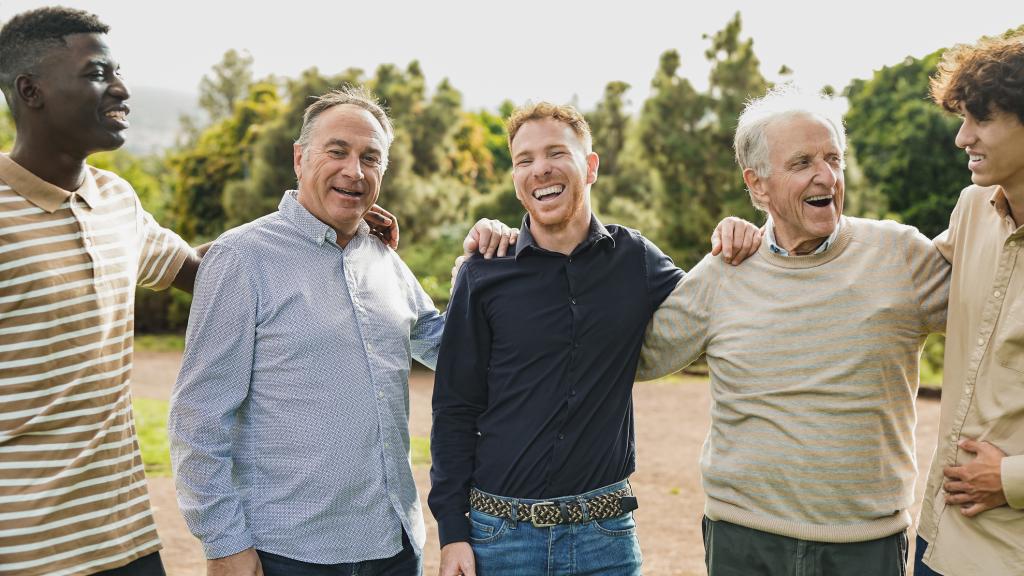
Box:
[169,191,443,563]
[429,215,683,545]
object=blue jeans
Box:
[914,536,944,576]
[256,530,421,576]
[468,480,642,575]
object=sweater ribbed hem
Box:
[705,498,910,543]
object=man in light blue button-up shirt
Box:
[169,87,444,576]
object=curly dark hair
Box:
[0,6,109,105]
[931,34,1024,124]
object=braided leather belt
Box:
[469,487,638,528]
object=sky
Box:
[3,0,1023,112]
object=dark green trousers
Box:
[702,517,908,576]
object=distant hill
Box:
[123,86,205,155]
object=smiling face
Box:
[292,104,387,244]
[746,114,845,254]
[33,32,130,157]
[955,104,1024,195]
[511,117,598,235]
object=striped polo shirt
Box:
[0,154,191,576]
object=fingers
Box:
[943,480,969,493]
[710,228,722,256]
[720,219,736,262]
[480,220,503,258]
[961,502,992,518]
[450,255,467,295]
[737,223,756,263]
[945,491,977,505]
[943,465,964,481]
[958,438,981,454]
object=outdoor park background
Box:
[2,3,1021,573]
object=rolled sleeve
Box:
[134,196,193,290]
[168,243,259,559]
[1002,454,1024,509]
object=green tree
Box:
[845,51,965,237]
[0,104,14,151]
[198,49,255,122]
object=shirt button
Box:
[383,442,390,449]
[570,298,577,305]
[558,433,565,440]
[1010,241,1017,247]
[994,290,1002,298]
[977,337,985,346]
[378,391,385,399]
[569,389,576,397]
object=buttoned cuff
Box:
[437,512,470,547]
[1002,455,1024,509]
[202,532,255,560]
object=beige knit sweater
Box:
[638,216,950,542]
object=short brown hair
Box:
[506,102,592,152]
[931,34,1024,123]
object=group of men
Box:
[0,5,1020,576]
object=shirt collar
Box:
[0,153,99,212]
[514,213,615,259]
[278,190,369,247]
[988,186,1021,229]
[765,215,842,257]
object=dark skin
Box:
[8,32,400,294]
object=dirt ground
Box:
[133,351,941,576]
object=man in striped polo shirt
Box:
[638,86,951,575]
[0,7,201,575]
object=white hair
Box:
[734,84,847,211]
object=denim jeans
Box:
[468,480,642,575]
[256,530,421,576]
[913,536,944,576]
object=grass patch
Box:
[411,436,431,466]
[640,373,709,386]
[133,398,172,477]
[134,334,185,353]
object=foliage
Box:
[0,104,13,151]
[133,398,172,477]
[198,49,255,122]
[844,51,966,238]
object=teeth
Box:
[805,195,832,202]
[969,155,984,162]
[533,185,563,199]
[105,111,126,120]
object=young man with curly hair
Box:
[915,33,1024,576]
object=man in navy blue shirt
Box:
[430,103,685,575]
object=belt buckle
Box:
[529,501,557,528]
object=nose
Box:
[110,73,131,100]
[532,157,553,179]
[340,154,364,181]
[813,158,839,188]
[954,118,975,149]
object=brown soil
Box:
[133,352,940,576]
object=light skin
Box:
[940,104,1024,516]
[510,117,599,255]
[743,114,845,255]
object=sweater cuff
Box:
[1002,454,1024,509]
[437,512,471,547]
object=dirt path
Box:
[133,351,941,576]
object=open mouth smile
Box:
[333,187,364,198]
[533,184,564,202]
[804,194,833,208]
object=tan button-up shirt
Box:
[921,185,1024,575]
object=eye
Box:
[326,149,346,159]
[550,151,566,158]
[362,154,381,166]
[515,158,533,167]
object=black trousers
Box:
[92,552,165,576]
[703,517,908,576]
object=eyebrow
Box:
[324,138,384,157]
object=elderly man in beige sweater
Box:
[638,86,951,576]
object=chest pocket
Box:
[994,293,1024,374]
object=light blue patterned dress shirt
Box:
[168,191,443,564]
[764,215,842,256]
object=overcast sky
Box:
[3,0,1022,111]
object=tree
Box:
[0,104,14,151]
[844,51,965,237]
[198,49,255,122]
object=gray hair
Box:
[295,85,395,171]
[734,85,847,211]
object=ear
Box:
[586,151,600,185]
[15,74,43,110]
[293,143,304,182]
[743,168,769,209]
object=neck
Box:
[771,218,831,256]
[334,225,358,248]
[529,211,592,255]
[1003,183,1023,228]
[10,136,89,191]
